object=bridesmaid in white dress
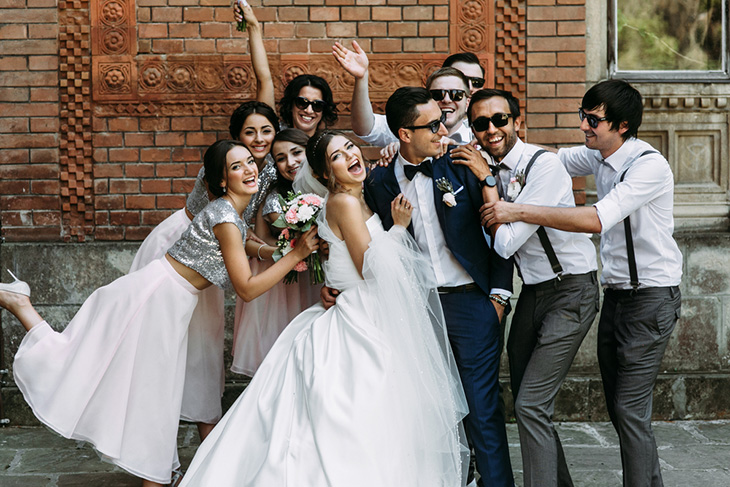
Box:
[231,128,321,376]
[178,131,469,487]
[0,140,319,487]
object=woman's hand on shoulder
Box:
[391,193,413,228]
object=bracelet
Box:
[489,294,509,307]
[257,244,265,261]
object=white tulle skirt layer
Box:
[13,258,200,484]
[180,222,468,487]
[231,258,320,376]
[130,208,226,424]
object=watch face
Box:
[484,175,497,187]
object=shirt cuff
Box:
[489,288,512,298]
[594,199,622,234]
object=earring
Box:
[222,186,227,194]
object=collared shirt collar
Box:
[397,152,432,169]
[601,137,637,171]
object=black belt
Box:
[437,283,479,294]
[526,271,596,292]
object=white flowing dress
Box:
[179,211,469,487]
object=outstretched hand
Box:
[233,0,258,28]
[332,41,369,79]
[480,200,518,228]
[391,193,413,228]
[293,226,321,259]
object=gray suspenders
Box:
[618,149,660,290]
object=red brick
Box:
[141,210,173,225]
[126,194,156,209]
[403,37,433,52]
[138,6,151,22]
[0,163,56,179]
[215,38,247,53]
[152,39,184,53]
[93,133,124,147]
[402,5,430,20]
[95,211,110,225]
[0,24,27,39]
[171,117,202,131]
[139,24,168,39]
[418,21,447,37]
[264,23,296,38]
[557,21,585,36]
[172,147,204,161]
[358,22,387,37]
[527,21,556,36]
[183,7,215,21]
[33,210,61,226]
[355,0,385,5]
[557,112,580,127]
[93,148,108,163]
[0,102,56,116]
[172,179,196,193]
[278,39,304,54]
[433,5,448,20]
[528,6,584,21]
[184,39,216,53]
[125,164,155,178]
[2,117,29,132]
[1,195,58,210]
[527,66,585,83]
[278,6,308,21]
[0,71,57,87]
[141,147,171,162]
[525,113,556,128]
[528,52,557,66]
[213,6,234,22]
[0,8,56,23]
[372,6,402,21]
[202,116,229,132]
[0,57,27,71]
[169,23,200,38]
[201,22,231,38]
[108,148,140,162]
[371,38,402,53]
[156,163,187,177]
[155,132,186,146]
[140,117,170,131]
[529,97,584,113]
[326,22,356,37]
[0,149,29,163]
[108,117,139,132]
[110,211,140,225]
[0,180,30,193]
[556,83,585,98]
[124,133,155,147]
[124,227,152,241]
[28,24,56,39]
[295,23,326,37]
[30,117,59,132]
[141,179,172,193]
[30,87,57,102]
[30,179,60,194]
[0,133,57,148]
[109,179,140,194]
[93,163,124,178]
[151,6,183,22]
[388,22,417,37]
[156,195,186,209]
[341,6,369,20]
[528,83,556,97]
[310,6,340,20]
[0,87,28,101]
[30,148,57,163]
[28,55,58,70]
[309,39,336,53]
[95,226,125,241]
[557,52,585,66]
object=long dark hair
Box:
[272,128,310,196]
[279,74,338,128]
[306,130,366,193]
[229,101,280,140]
[203,140,248,198]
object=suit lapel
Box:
[431,158,448,237]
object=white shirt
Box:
[359,114,473,147]
[558,138,682,289]
[493,139,597,285]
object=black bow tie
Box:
[404,160,433,180]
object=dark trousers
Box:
[598,286,681,487]
[440,289,514,487]
[507,272,599,487]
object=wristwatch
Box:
[479,175,497,188]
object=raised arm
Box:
[332,41,375,136]
[216,222,318,301]
[234,1,275,109]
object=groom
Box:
[365,87,514,486]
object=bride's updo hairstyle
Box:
[306,130,366,193]
[204,139,249,198]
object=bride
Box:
[179,130,469,487]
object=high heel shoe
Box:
[0,269,31,297]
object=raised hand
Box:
[374,141,399,167]
[233,0,259,30]
[391,193,413,228]
[332,41,369,80]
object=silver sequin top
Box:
[167,198,247,290]
[185,167,210,217]
[262,190,284,236]
[243,154,277,227]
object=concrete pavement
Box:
[1,420,729,486]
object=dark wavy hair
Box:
[229,101,280,141]
[279,74,338,128]
[203,140,249,198]
[306,130,366,193]
[582,79,642,141]
[385,86,433,138]
[271,128,310,195]
[467,89,521,125]
[442,52,485,77]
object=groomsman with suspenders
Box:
[480,80,682,487]
[450,88,599,487]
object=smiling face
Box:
[449,61,484,95]
[399,100,449,163]
[272,140,306,182]
[238,113,275,164]
[580,105,627,159]
[470,96,520,162]
[427,75,469,134]
[326,135,366,188]
[292,85,324,136]
[222,145,258,196]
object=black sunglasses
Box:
[294,97,326,113]
[430,89,467,102]
[404,112,447,134]
[468,77,485,89]
[578,108,607,129]
[471,113,512,131]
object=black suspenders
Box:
[619,150,660,290]
[522,150,564,277]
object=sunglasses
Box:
[294,97,326,113]
[468,77,485,89]
[404,112,447,134]
[471,113,512,131]
[430,89,467,102]
[578,108,607,129]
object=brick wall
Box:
[0,0,591,242]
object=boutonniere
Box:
[436,177,463,207]
[506,170,525,200]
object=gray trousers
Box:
[598,286,681,487]
[507,272,599,487]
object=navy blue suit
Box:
[364,150,514,487]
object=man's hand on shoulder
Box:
[450,143,493,180]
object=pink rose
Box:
[280,228,290,239]
[293,261,308,272]
[302,195,323,206]
[285,206,298,224]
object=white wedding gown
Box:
[180,210,469,487]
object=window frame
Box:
[609,0,730,81]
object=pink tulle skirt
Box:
[130,208,226,423]
[230,258,321,376]
[14,258,200,484]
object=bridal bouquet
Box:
[272,192,325,284]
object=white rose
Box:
[296,205,316,221]
[507,180,522,200]
[442,192,457,207]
